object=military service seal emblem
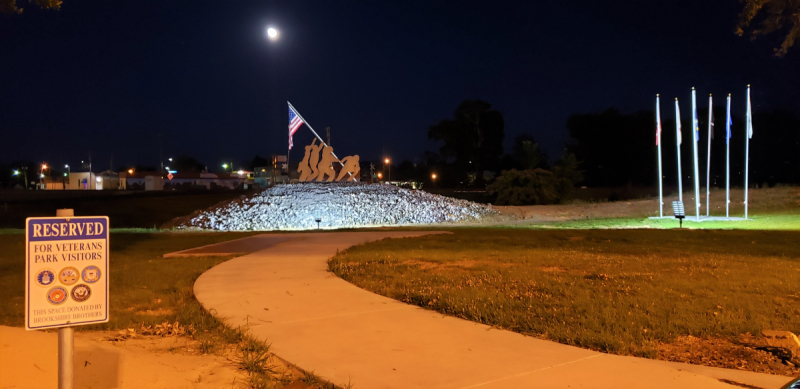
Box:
[47,286,68,305]
[59,267,80,285]
[35,269,56,287]
[71,284,92,302]
[81,266,101,284]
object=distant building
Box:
[120,171,253,190]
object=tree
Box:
[173,155,205,173]
[428,100,505,185]
[566,108,653,187]
[551,150,583,198]
[249,155,270,170]
[737,0,800,57]
[512,134,548,170]
[0,0,61,14]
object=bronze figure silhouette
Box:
[336,155,360,182]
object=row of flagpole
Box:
[656,85,753,220]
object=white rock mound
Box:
[183,183,496,231]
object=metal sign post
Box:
[25,209,110,389]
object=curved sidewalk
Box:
[193,232,794,389]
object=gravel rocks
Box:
[182,183,496,231]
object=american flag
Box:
[288,105,304,150]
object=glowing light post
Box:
[691,88,701,222]
[725,94,732,218]
[384,158,391,182]
[431,173,438,188]
[655,95,663,218]
[40,163,48,188]
[675,98,683,205]
[64,165,70,188]
[705,94,713,217]
[744,85,753,219]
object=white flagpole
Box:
[706,94,713,217]
[691,88,701,221]
[656,94,663,217]
[744,86,752,219]
[287,101,356,180]
[726,94,731,218]
[675,98,683,204]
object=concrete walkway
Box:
[192,232,795,389]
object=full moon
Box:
[267,27,279,40]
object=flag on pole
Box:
[676,101,682,145]
[709,105,715,140]
[288,105,304,150]
[746,89,753,139]
[656,98,662,146]
[726,95,732,144]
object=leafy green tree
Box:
[737,0,800,57]
[428,100,505,185]
[552,150,583,198]
[0,0,61,14]
[512,134,548,170]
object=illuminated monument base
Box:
[182,183,497,231]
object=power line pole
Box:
[158,133,164,172]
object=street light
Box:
[377,172,383,180]
[383,157,391,182]
[431,173,438,187]
[13,170,19,176]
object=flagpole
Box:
[675,98,683,204]
[744,86,751,219]
[726,94,731,218]
[706,94,712,217]
[287,101,356,180]
[656,94,663,218]
[691,87,701,222]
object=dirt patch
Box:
[658,335,800,376]
[0,325,325,389]
[402,259,513,270]
[539,266,567,273]
[137,308,175,316]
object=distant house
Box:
[120,171,253,190]
[42,171,118,190]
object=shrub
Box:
[487,168,561,205]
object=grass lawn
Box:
[528,213,800,230]
[0,190,249,229]
[0,232,257,329]
[329,228,800,360]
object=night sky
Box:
[2,0,798,172]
